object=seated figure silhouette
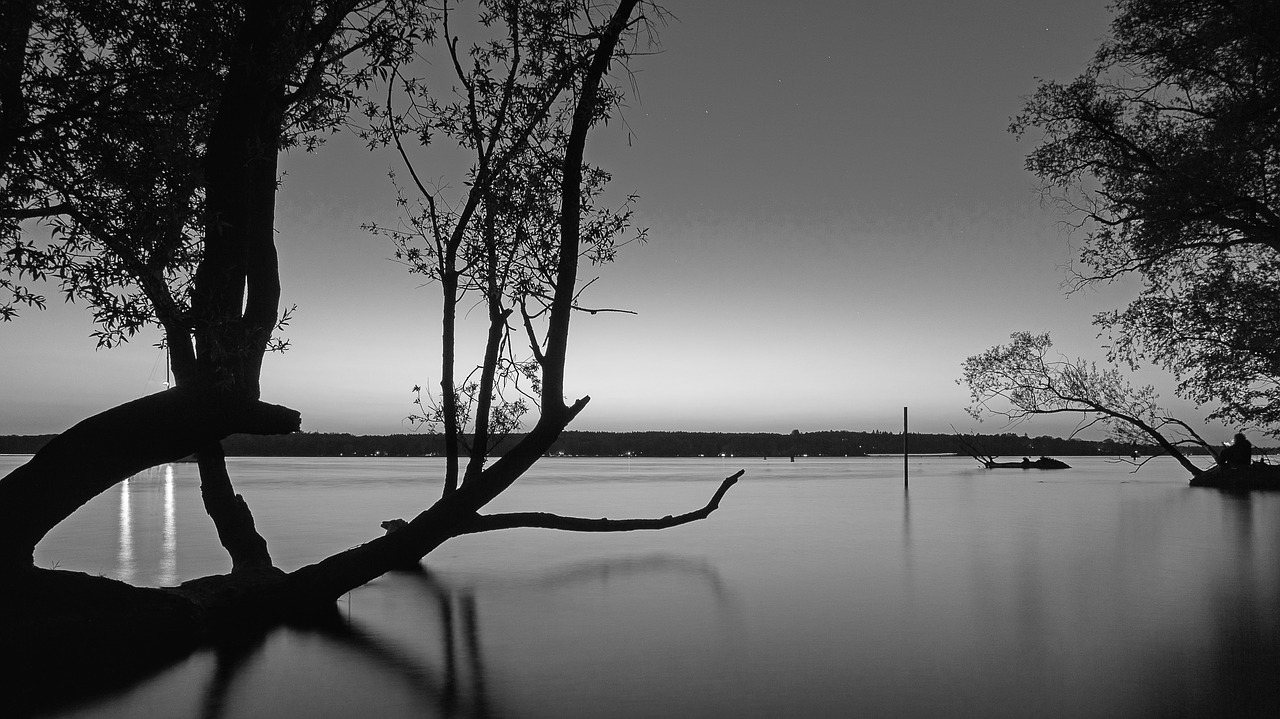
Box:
[1219,432,1253,469]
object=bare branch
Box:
[459,471,743,534]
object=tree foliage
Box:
[1012,0,1280,431]
[0,0,424,348]
[961,331,1211,475]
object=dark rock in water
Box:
[1190,463,1280,490]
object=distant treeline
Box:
[0,429,1203,459]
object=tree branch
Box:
[0,202,72,220]
[459,471,743,534]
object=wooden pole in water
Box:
[903,406,909,487]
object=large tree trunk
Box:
[196,441,276,570]
[181,1,306,569]
[0,388,299,569]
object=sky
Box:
[0,1,1239,443]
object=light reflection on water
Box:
[161,464,177,585]
[106,464,178,586]
[9,455,1280,717]
[116,474,133,583]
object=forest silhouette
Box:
[1,429,1178,459]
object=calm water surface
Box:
[8,455,1280,718]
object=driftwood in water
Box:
[983,456,1071,469]
[952,432,1071,470]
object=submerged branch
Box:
[459,471,743,534]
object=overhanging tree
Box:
[1012,0,1280,432]
[961,331,1214,476]
[1,0,740,702]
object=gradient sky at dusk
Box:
[0,1,1235,442]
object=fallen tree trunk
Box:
[984,457,1071,469]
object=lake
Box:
[8,454,1280,718]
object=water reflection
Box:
[180,554,735,719]
[37,457,1280,718]
[157,568,500,719]
[115,464,179,586]
[1223,490,1257,560]
[320,569,498,719]
[198,632,269,719]
[1195,493,1280,717]
[117,477,134,583]
[862,470,1280,717]
[161,465,177,585]
[499,553,735,603]
[901,485,912,570]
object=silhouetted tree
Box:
[0,0,433,571]
[1012,0,1280,432]
[0,0,740,702]
[365,0,646,495]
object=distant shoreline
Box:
[0,429,1191,459]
